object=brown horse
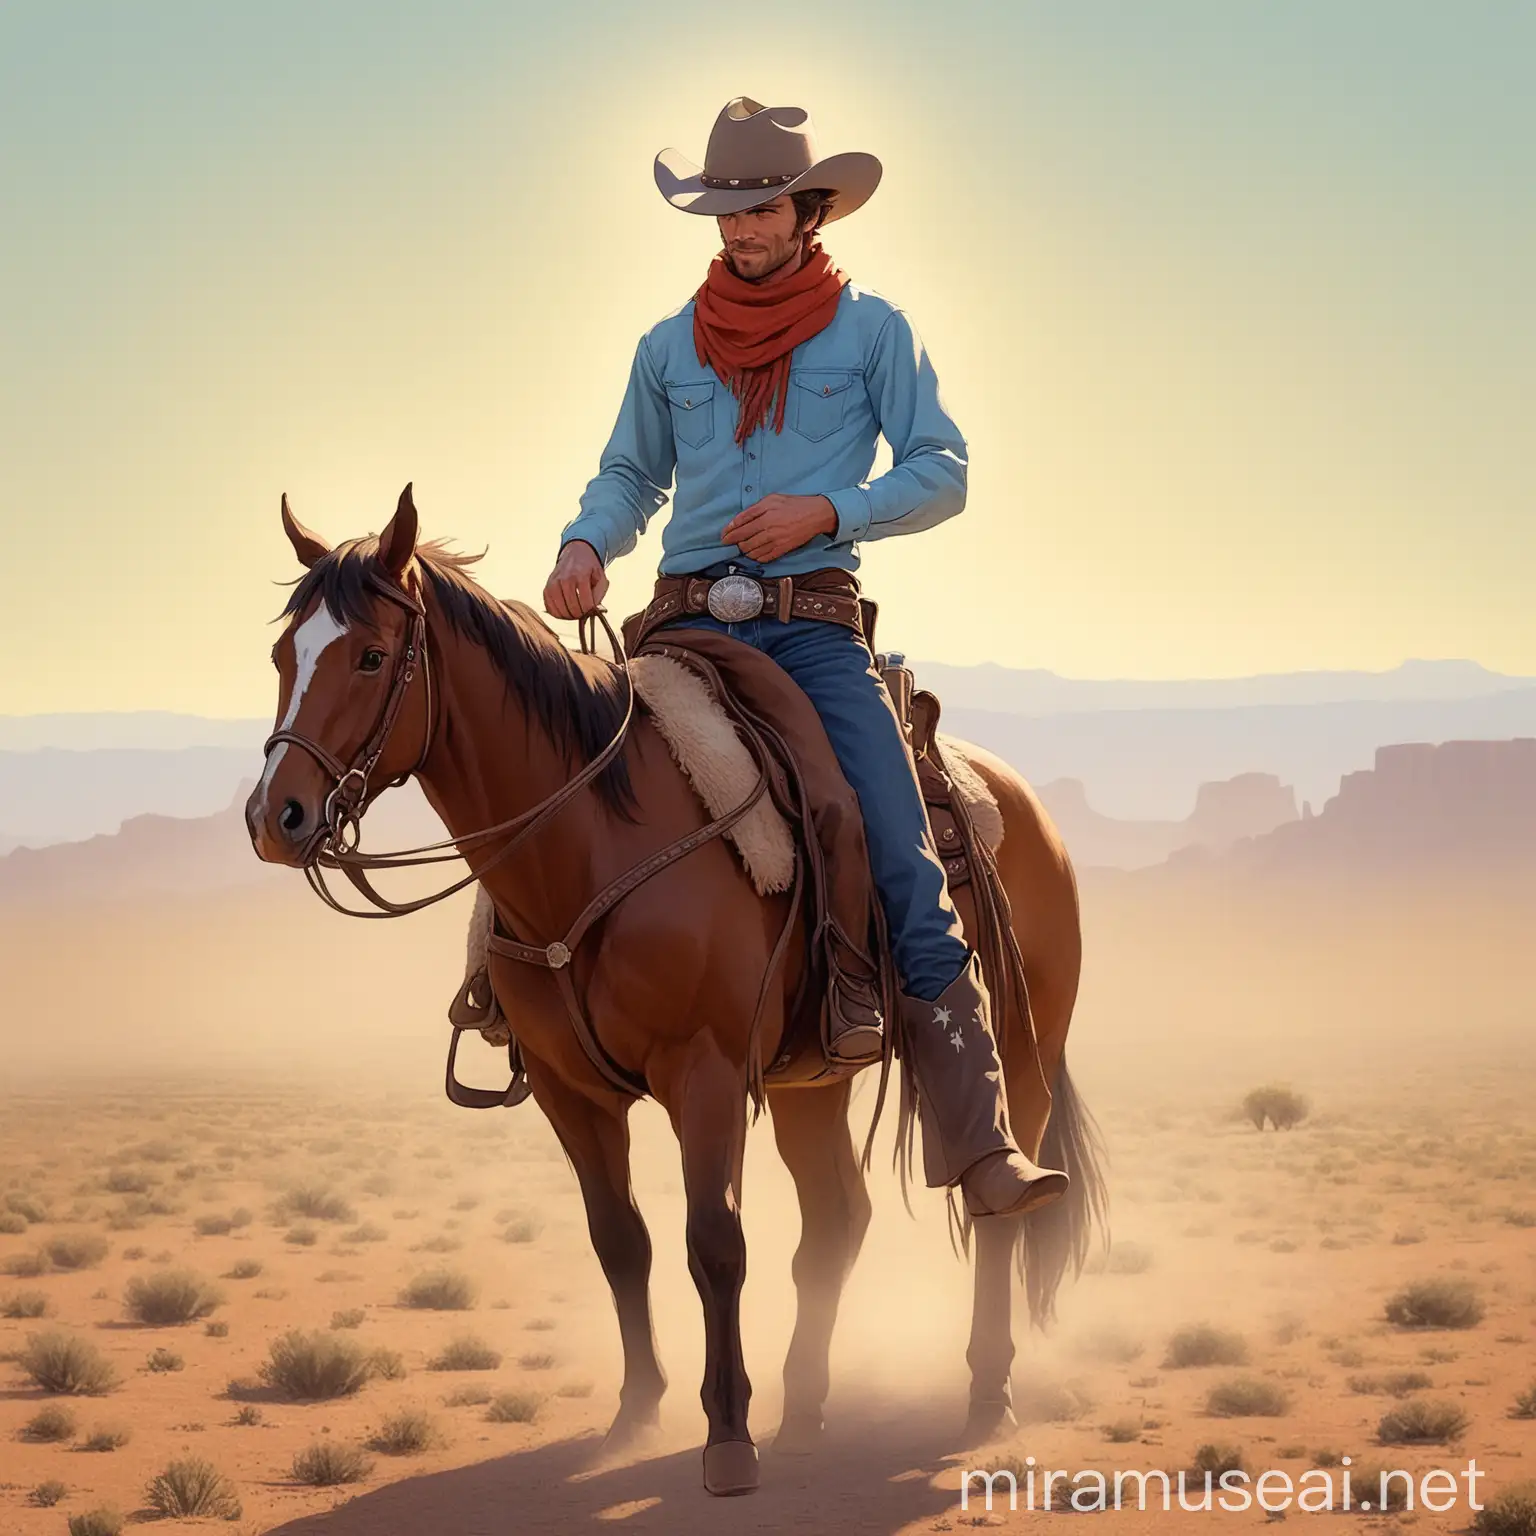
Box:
[245,485,1104,1497]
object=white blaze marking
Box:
[256,605,349,816]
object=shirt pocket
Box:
[667,381,716,450]
[788,369,857,442]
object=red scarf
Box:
[692,239,849,443]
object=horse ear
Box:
[281,494,331,568]
[378,483,419,576]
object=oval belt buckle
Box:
[706,572,765,623]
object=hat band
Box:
[698,171,801,190]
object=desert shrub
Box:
[1385,1278,1484,1329]
[1,1288,50,1318]
[368,1347,408,1381]
[369,1407,440,1454]
[412,1234,463,1254]
[45,1234,109,1271]
[500,1219,542,1244]
[19,1331,118,1395]
[194,1214,233,1236]
[260,1330,373,1399]
[1349,1463,1414,1511]
[124,1269,223,1325]
[400,1270,477,1310]
[145,1346,184,1373]
[278,1184,356,1223]
[1512,1382,1536,1420]
[344,1222,388,1244]
[68,1509,124,1536]
[1473,1482,1536,1536]
[331,1308,367,1330]
[0,1211,26,1233]
[1206,1377,1290,1417]
[486,1390,542,1423]
[81,1423,131,1451]
[233,1405,263,1425]
[556,1380,594,1399]
[443,1384,492,1406]
[1011,1374,1091,1423]
[224,1258,262,1280]
[1101,1416,1142,1443]
[205,1319,230,1338]
[1377,1397,1469,1444]
[22,1403,78,1441]
[518,1350,556,1371]
[144,1456,241,1518]
[1190,1443,1245,1477]
[31,1479,68,1507]
[430,1335,502,1371]
[317,1268,362,1283]
[361,1173,395,1197]
[6,1190,49,1221]
[1241,1085,1310,1130]
[1164,1324,1249,1369]
[132,1140,182,1164]
[291,1441,373,1486]
[1346,1370,1433,1397]
[3,1249,49,1277]
[284,1225,319,1247]
[103,1168,154,1195]
[1505,1209,1536,1229]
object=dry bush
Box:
[343,1222,388,1243]
[0,1211,27,1234]
[1347,1463,1414,1511]
[369,1407,440,1454]
[1241,1085,1310,1131]
[486,1390,542,1423]
[1013,1374,1092,1423]
[368,1348,408,1381]
[31,1479,68,1507]
[144,1456,241,1518]
[81,1423,131,1452]
[22,1403,77,1441]
[500,1219,542,1244]
[102,1168,154,1195]
[3,1249,49,1277]
[331,1308,366,1330]
[205,1320,229,1338]
[1164,1324,1249,1369]
[145,1346,184,1373]
[1101,1416,1142,1443]
[284,1225,319,1247]
[430,1335,502,1371]
[194,1214,234,1236]
[557,1380,594,1399]
[1513,1383,1536,1420]
[68,1509,124,1536]
[6,1191,49,1222]
[400,1270,477,1311]
[1206,1377,1290,1417]
[1473,1482,1536,1536]
[45,1234,110,1271]
[19,1331,119,1395]
[1346,1370,1433,1397]
[1,1288,49,1318]
[124,1269,224,1325]
[233,1406,263,1426]
[412,1234,463,1254]
[260,1330,373,1399]
[1377,1398,1470,1444]
[1190,1443,1245,1477]
[1385,1278,1485,1329]
[291,1441,372,1486]
[278,1184,356,1223]
[443,1384,492,1406]
[224,1258,263,1280]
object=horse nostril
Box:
[279,799,307,834]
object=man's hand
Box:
[720,494,837,563]
[543,540,609,620]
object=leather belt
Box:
[636,568,864,644]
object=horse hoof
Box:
[600,1408,660,1459]
[959,1399,1018,1449]
[771,1413,824,1456]
[703,1439,760,1495]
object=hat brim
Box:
[654,148,882,223]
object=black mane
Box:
[280,538,634,813]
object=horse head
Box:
[246,484,430,865]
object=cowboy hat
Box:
[655,96,882,222]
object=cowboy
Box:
[544,98,1066,1219]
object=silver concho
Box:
[705,573,765,623]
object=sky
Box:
[2,1,1531,715]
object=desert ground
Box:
[2,872,1534,1533]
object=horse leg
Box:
[662,1039,758,1496]
[767,1080,871,1454]
[962,1212,1024,1444]
[531,1071,667,1453]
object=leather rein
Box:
[261,576,797,1108]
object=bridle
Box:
[261,576,640,923]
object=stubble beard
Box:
[724,232,804,284]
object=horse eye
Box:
[359,648,386,673]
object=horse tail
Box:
[1017,1056,1108,1329]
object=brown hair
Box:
[790,187,835,234]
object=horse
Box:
[245,484,1105,1497]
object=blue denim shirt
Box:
[560,283,968,578]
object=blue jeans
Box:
[659,610,970,1002]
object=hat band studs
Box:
[699,171,800,190]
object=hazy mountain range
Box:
[3,660,1534,843]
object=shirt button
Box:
[822,385,831,395]
[747,451,756,460]
[744,485,753,493]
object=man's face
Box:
[717,195,805,281]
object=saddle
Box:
[449,600,1027,1104]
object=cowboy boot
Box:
[898,952,1068,1218]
